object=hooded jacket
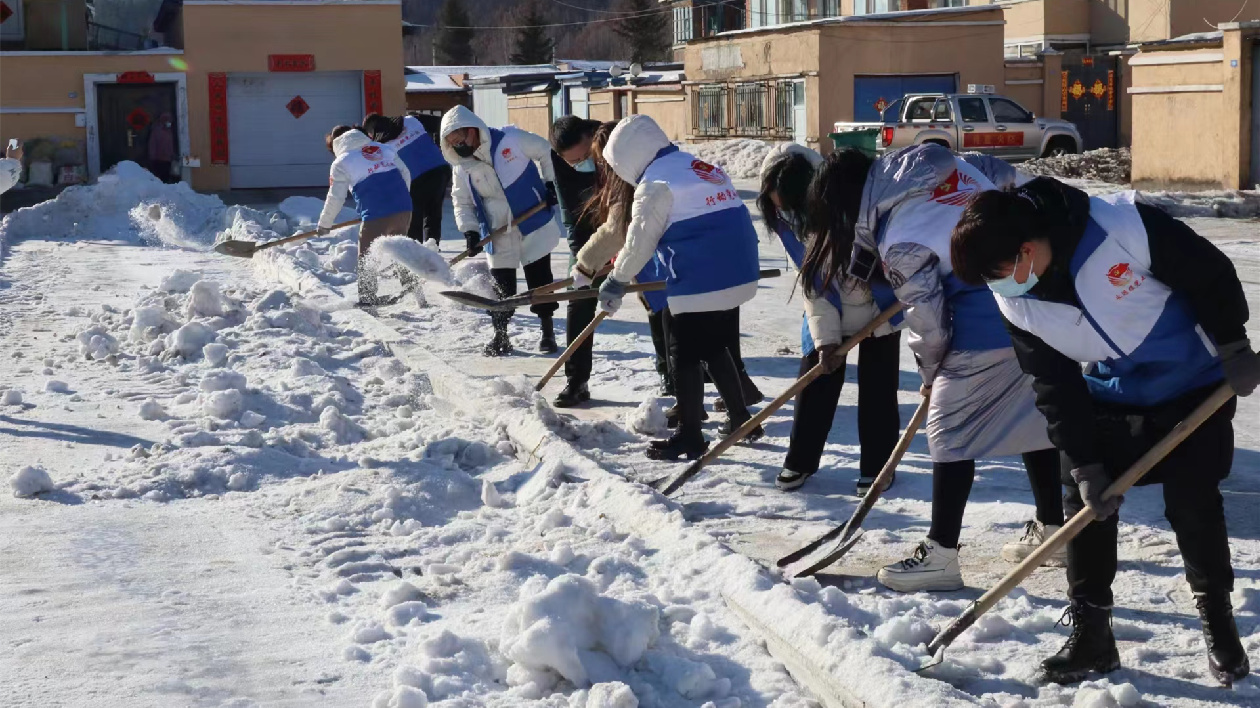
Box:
[757,143,900,350]
[439,106,560,269]
[845,144,1026,384]
[605,115,760,314]
[317,129,412,229]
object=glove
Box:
[544,182,559,208]
[316,226,331,236]
[570,264,593,289]
[597,277,627,315]
[1219,339,1260,397]
[817,343,844,374]
[1071,463,1122,520]
[463,231,483,257]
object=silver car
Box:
[870,93,1082,160]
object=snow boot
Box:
[553,381,590,409]
[717,416,765,443]
[856,472,895,497]
[659,371,676,397]
[1195,592,1250,686]
[538,316,558,354]
[665,404,707,429]
[483,315,514,357]
[776,468,815,491]
[646,433,709,461]
[1001,521,1067,566]
[877,540,964,593]
[1040,602,1121,684]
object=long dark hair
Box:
[579,121,631,232]
[362,113,404,143]
[758,151,815,236]
[799,148,874,298]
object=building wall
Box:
[630,90,688,142]
[406,91,468,114]
[22,0,89,50]
[181,2,405,191]
[1169,1,1260,41]
[1003,59,1047,115]
[505,92,553,137]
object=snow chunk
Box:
[370,236,453,284]
[239,410,266,428]
[44,379,70,394]
[625,397,668,436]
[372,686,428,708]
[77,325,119,360]
[159,269,203,293]
[2,390,22,406]
[386,601,430,628]
[10,466,55,498]
[200,369,246,393]
[167,321,217,357]
[321,406,367,444]
[380,581,424,609]
[203,389,243,419]
[252,289,291,312]
[186,280,232,318]
[130,305,175,342]
[587,682,637,708]
[138,398,166,420]
[203,342,229,367]
[873,615,936,648]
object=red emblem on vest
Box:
[931,169,977,207]
[361,146,383,161]
[691,159,726,185]
[1107,263,1132,287]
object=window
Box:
[931,99,952,122]
[1005,42,1043,59]
[958,97,988,123]
[695,84,728,136]
[691,80,797,139]
[934,0,965,6]
[774,80,796,135]
[673,6,693,45]
[856,0,899,14]
[906,97,935,121]
[734,83,767,132]
[881,98,904,121]
[989,98,1033,123]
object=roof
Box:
[404,69,463,93]
[711,5,1001,38]
[1135,30,1224,49]
[405,64,557,79]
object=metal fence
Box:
[691,80,797,139]
[88,21,147,51]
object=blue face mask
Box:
[573,158,596,173]
[987,251,1038,298]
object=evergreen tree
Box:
[614,0,670,65]
[510,2,554,65]
[434,0,475,65]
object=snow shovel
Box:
[523,263,614,299]
[922,383,1236,663]
[448,202,548,267]
[536,311,608,392]
[652,301,905,496]
[781,392,931,578]
[213,218,360,258]
[439,280,668,311]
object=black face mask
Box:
[453,143,476,158]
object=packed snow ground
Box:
[1,162,1258,708]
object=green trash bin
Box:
[830,128,879,156]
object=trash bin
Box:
[830,129,879,156]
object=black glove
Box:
[1219,339,1260,397]
[463,231,483,257]
[544,182,559,208]
[1071,463,1122,520]
[817,343,844,374]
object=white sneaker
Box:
[1001,520,1067,566]
[877,539,964,593]
[776,468,814,490]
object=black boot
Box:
[1195,592,1251,685]
[666,404,707,429]
[651,360,707,461]
[717,416,765,443]
[659,370,676,397]
[553,381,590,408]
[646,433,709,461]
[1040,603,1121,684]
[539,315,558,354]
[713,368,762,413]
[483,314,514,357]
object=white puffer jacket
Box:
[758,143,900,348]
[0,158,21,194]
[439,106,560,269]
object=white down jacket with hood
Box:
[757,143,900,348]
[439,106,560,269]
[317,129,411,230]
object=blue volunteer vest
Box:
[391,116,446,181]
[637,256,669,313]
[996,193,1224,407]
[468,128,555,253]
[337,142,412,221]
[640,146,759,304]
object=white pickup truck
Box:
[835,93,1082,161]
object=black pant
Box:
[648,308,672,385]
[1065,390,1237,607]
[409,165,451,244]
[784,331,902,478]
[928,448,1065,549]
[490,255,557,326]
[667,308,748,441]
[564,274,605,386]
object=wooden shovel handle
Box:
[257,218,360,252]
[448,202,548,266]
[536,311,608,392]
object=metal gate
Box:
[1061,54,1118,150]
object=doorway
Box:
[96,82,179,182]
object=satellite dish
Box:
[629,63,642,77]
[609,65,623,78]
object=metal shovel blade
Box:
[214,239,260,258]
[786,529,865,578]
[437,290,511,310]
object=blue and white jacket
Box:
[440,106,560,269]
[997,192,1224,407]
[388,115,447,181]
[606,115,760,314]
[318,129,412,229]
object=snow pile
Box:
[624,398,668,436]
[10,466,55,498]
[369,236,454,285]
[1142,189,1260,220]
[159,269,203,294]
[678,139,781,180]
[499,574,660,689]
[1022,147,1131,185]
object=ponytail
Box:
[799,148,874,298]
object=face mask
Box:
[573,158,596,173]
[453,143,476,158]
[987,250,1038,298]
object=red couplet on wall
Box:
[208,72,229,165]
[117,71,155,84]
[363,70,383,115]
[268,54,315,72]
